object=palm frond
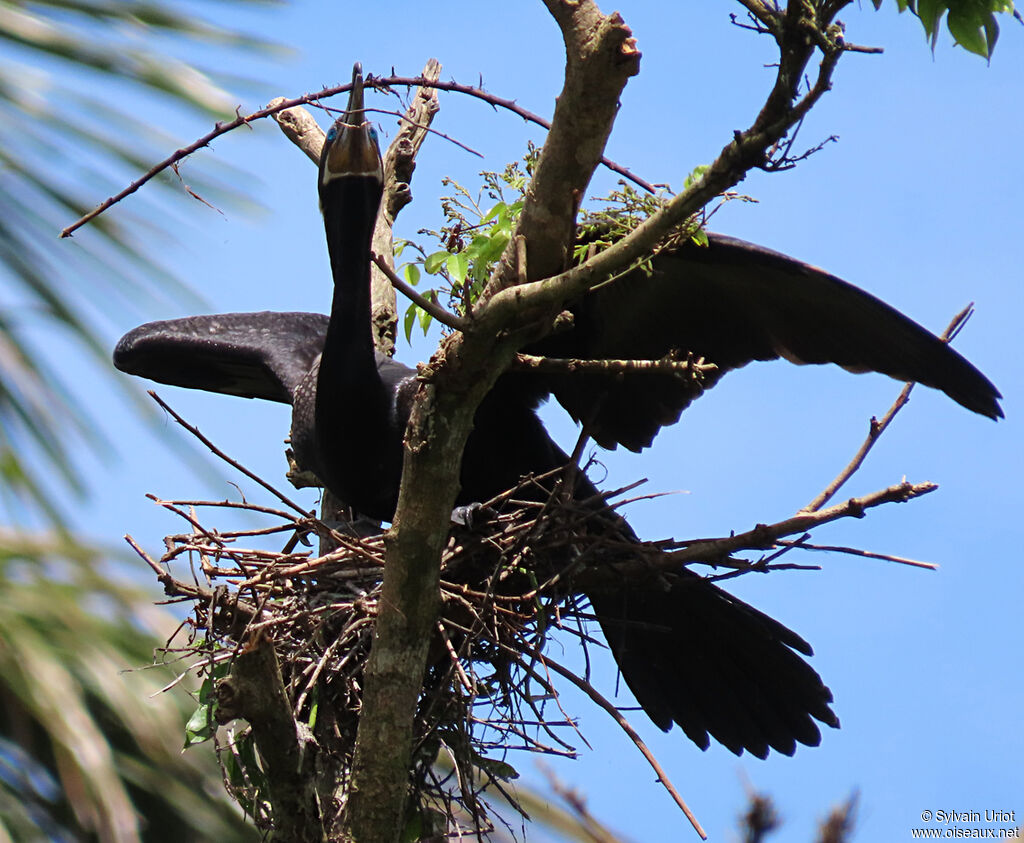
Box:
[0,0,284,524]
[0,529,257,842]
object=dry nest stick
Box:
[124,350,954,838]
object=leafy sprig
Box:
[398,152,735,339]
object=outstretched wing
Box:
[527,232,1002,451]
[113,312,329,404]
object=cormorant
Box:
[114,68,1002,758]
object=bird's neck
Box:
[321,177,383,369]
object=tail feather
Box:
[588,569,839,758]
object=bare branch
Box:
[370,250,466,331]
[802,306,975,513]
[775,539,938,571]
[60,69,654,238]
[668,481,937,566]
[148,391,312,518]
[561,481,941,588]
[529,647,706,839]
[513,351,717,380]
[269,98,324,164]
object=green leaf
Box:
[478,233,510,265]
[403,263,421,287]
[471,750,520,782]
[423,250,450,274]
[885,0,1015,57]
[481,201,506,223]
[947,7,1000,55]
[184,700,215,747]
[684,164,710,190]
[419,293,436,335]
[446,252,469,286]
[403,302,418,343]
[916,0,947,42]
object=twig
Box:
[651,482,937,572]
[531,649,706,839]
[125,533,181,594]
[802,306,975,513]
[145,495,256,576]
[370,251,466,330]
[150,497,302,522]
[148,391,312,518]
[371,109,484,159]
[775,539,937,571]
[60,72,655,238]
[514,351,717,379]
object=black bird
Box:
[114,68,1001,758]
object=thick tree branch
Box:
[484,2,641,295]
[475,2,855,338]
[268,98,324,163]
[215,632,323,843]
[341,5,642,841]
[371,59,443,354]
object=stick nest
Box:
[140,470,671,838]
[131,390,940,838]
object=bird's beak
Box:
[320,63,382,186]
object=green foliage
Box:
[222,729,268,825]
[878,0,1019,57]
[574,176,708,272]
[402,153,716,339]
[400,148,537,339]
[0,3,284,840]
[184,659,235,748]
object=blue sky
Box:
[50,3,1023,840]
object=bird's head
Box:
[318,63,383,205]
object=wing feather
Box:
[113,312,329,404]
[525,232,1002,451]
